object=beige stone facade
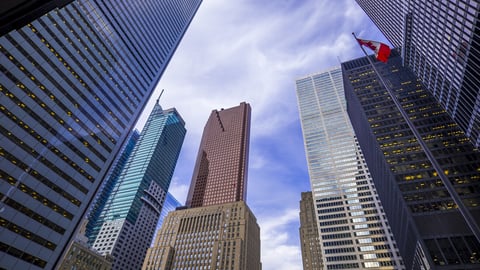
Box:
[58,240,113,270]
[142,201,261,270]
[299,192,323,270]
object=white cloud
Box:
[258,208,302,270]
[167,177,189,205]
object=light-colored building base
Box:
[58,234,112,270]
[142,201,261,270]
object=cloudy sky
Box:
[136,1,387,269]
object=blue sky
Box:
[136,1,387,269]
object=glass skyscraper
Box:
[86,129,140,246]
[355,0,480,148]
[0,0,201,269]
[91,102,186,270]
[295,68,403,269]
[343,50,480,269]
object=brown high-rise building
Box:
[299,192,323,270]
[186,102,251,208]
[143,102,261,270]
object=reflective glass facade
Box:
[356,0,480,148]
[86,130,140,245]
[91,103,186,270]
[0,1,201,268]
[343,50,480,269]
[295,68,403,269]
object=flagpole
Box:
[351,32,480,242]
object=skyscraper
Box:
[355,0,480,147]
[343,50,480,269]
[86,129,140,246]
[0,1,201,268]
[90,101,186,270]
[299,192,323,270]
[295,68,404,269]
[144,102,261,270]
[186,102,251,208]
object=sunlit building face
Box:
[296,68,403,269]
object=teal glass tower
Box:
[86,130,140,245]
[91,101,186,270]
[0,0,201,269]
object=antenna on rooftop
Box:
[156,89,164,104]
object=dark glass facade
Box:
[186,102,251,208]
[0,0,73,36]
[0,0,201,268]
[343,50,480,269]
[355,0,480,148]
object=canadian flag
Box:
[356,38,391,63]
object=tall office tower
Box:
[0,0,201,269]
[295,68,404,269]
[90,101,186,270]
[299,192,323,270]
[343,50,480,269]
[355,0,480,148]
[86,130,140,245]
[186,102,251,208]
[144,102,261,270]
[143,201,261,270]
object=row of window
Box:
[4,33,115,161]
[0,79,100,179]
[47,7,139,118]
[0,240,47,268]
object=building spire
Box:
[156,89,165,104]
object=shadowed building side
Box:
[343,50,480,269]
